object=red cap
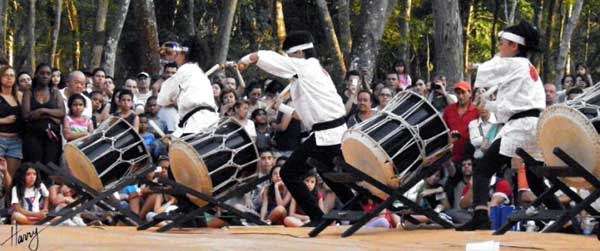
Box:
[454,81,472,92]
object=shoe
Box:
[72,216,87,227]
[456,209,490,231]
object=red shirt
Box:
[443,102,480,162]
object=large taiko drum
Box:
[64,117,151,191]
[342,91,452,198]
[537,86,600,188]
[169,118,259,207]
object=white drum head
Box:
[537,105,600,189]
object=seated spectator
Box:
[63,94,94,142]
[361,195,401,228]
[11,163,49,225]
[144,96,168,136]
[138,114,160,159]
[50,184,85,226]
[284,172,322,227]
[347,90,375,127]
[404,170,451,224]
[557,75,575,102]
[260,166,291,225]
[0,158,12,222]
[142,158,178,226]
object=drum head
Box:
[537,105,600,189]
[342,129,399,199]
[64,144,104,191]
[169,139,213,207]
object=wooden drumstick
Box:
[205,63,224,76]
[148,120,166,138]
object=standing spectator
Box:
[443,81,479,164]
[105,75,115,99]
[212,82,222,107]
[1,158,13,213]
[385,72,401,92]
[219,88,237,117]
[17,72,32,92]
[212,70,227,88]
[347,90,375,127]
[60,71,93,118]
[90,91,110,128]
[152,63,178,95]
[544,83,558,106]
[468,103,497,160]
[413,79,429,98]
[232,100,256,140]
[0,66,23,177]
[113,89,139,132]
[51,68,65,89]
[63,94,94,142]
[91,68,107,93]
[394,61,412,91]
[251,108,271,152]
[376,87,393,111]
[246,82,267,114]
[574,75,592,89]
[575,63,594,86]
[22,63,65,178]
[557,75,575,102]
[428,75,457,111]
[341,70,360,115]
[135,72,153,113]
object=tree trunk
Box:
[66,0,81,70]
[275,0,286,50]
[491,0,500,57]
[541,0,556,82]
[432,0,464,88]
[133,0,161,78]
[351,0,397,84]
[50,0,62,68]
[554,0,584,87]
[398,0,411,65]
[504,0,518,25]
[26,0,36,73]
[101,0,131,77]
[584,9,590,63]
[185,0,195,36]
[215,0,238,64]
[316,0,346,79]
[91,0,109,68]
[463,0,474,82]
[0,0,5,55]
[334,0,351,66]
[532,0,544,67]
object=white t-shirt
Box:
[60,88,93,118]
[11,183,49,212]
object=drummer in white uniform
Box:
[458,21,562,231]
[239,31,355,226]
[157,39,219,137]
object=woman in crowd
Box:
[0,66,23,177]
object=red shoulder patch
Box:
[529,66,539,82]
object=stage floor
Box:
[0,225,597,251]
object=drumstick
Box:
[267,84,292,111]
[481,85,498,99]
[148,120,166,138]
[205,63,223,76]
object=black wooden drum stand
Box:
[137,175,269,232]
[36,162,151,226]
[307,154,455,238]
[494,147,600,236]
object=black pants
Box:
[280,135,354,221]
[23,132,62,185]
[473,138,562,210]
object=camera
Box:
[433,82,442,90]
[451,132,461,139]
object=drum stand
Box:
[494,147,600,236]
[307,154,455,238]
[36,162,152,226]
[137,175,269,232]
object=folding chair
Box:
[308,154,455,238]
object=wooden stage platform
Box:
[0,225,597,250]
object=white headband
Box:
[285,43,314,54]
[498,31,526,46]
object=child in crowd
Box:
[10,163,49,225]
[283,172,322,227]
[63,94,94,142]
[113,89,139,132]
[138,114,159,159]
[90,90,109,128]
[260,166,291,225]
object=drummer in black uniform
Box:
[239,31,355,226]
